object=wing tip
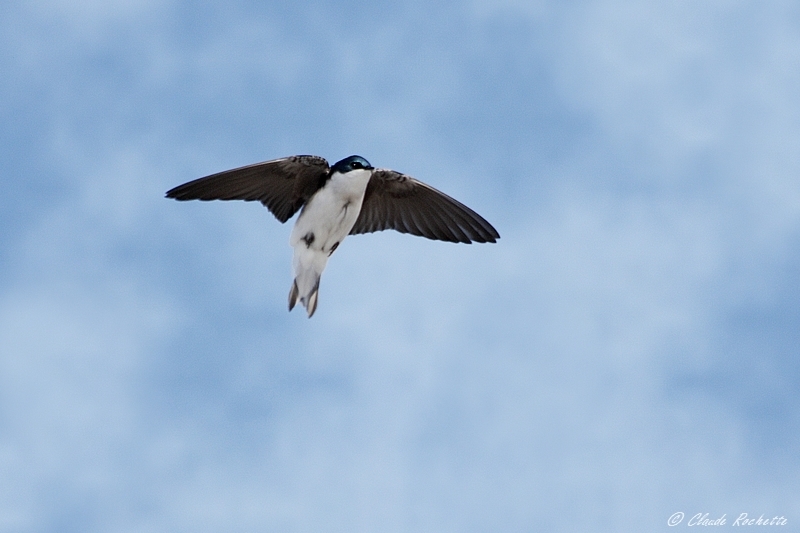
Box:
[460,222,500,244]
[165,184,201,201]
[466,233,500,244]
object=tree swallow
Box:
[166,155,499,317]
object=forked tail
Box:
[288,270,321,318]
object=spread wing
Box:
[165,155,330,223]
[350,169,500,243]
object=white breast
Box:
[289,168,372,253]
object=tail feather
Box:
[290,240,329,318]
[305,280,320,318]
[289,272,321,318]
[288,280,299,311]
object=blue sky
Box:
[1,1,799,531]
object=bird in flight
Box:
[166,155,499,317]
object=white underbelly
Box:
[289,169,371,254]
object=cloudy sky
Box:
[2,1,799,531]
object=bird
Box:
[166,155,499,317]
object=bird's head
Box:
[331,155,374,174]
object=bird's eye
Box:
[352,162,362,169]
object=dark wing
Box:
[350,169,500,243]
[165,155,330,223]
